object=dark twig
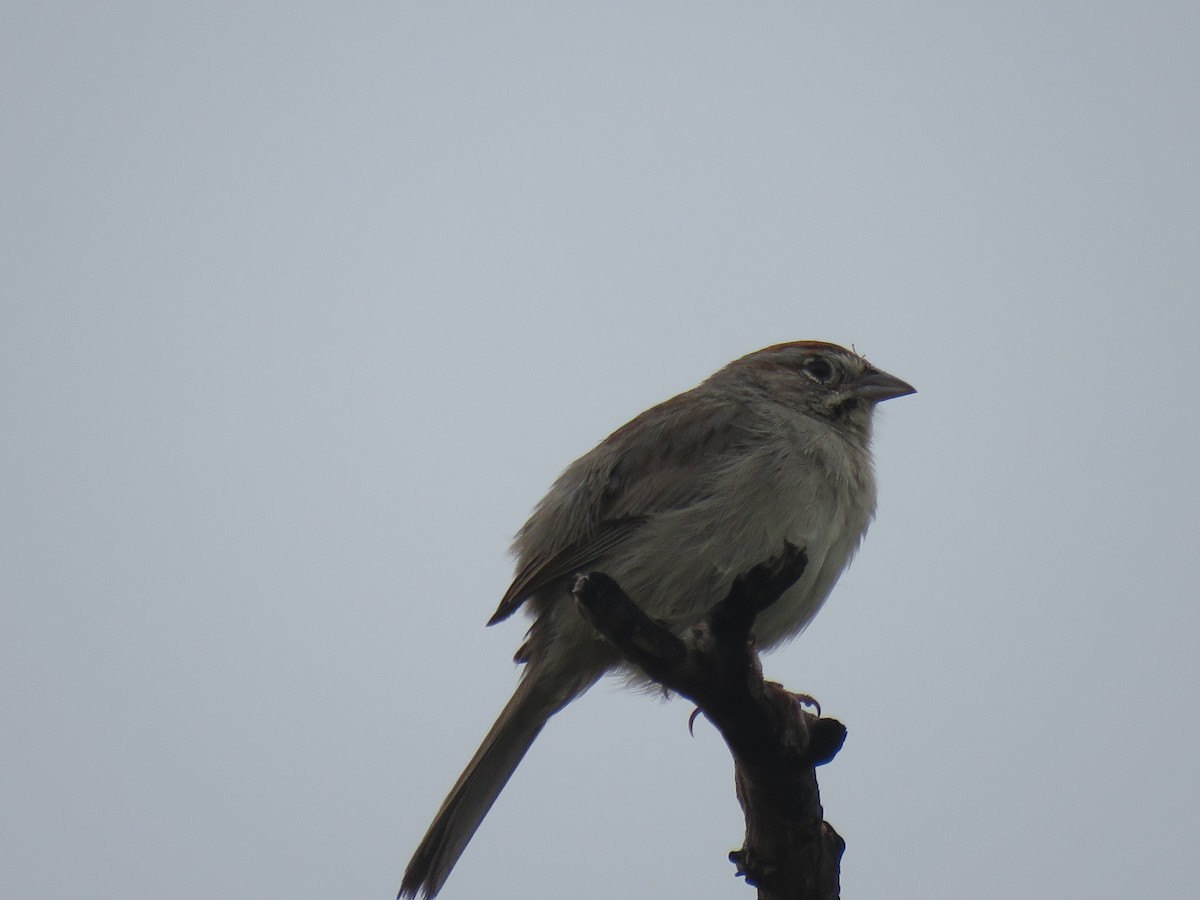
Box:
[572,542,845,900]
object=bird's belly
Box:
[597,468,873,649]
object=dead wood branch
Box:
[572,543,845,900]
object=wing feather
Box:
[487,392,757,624]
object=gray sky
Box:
[4,3,1198,898]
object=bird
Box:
[398,341,914,898]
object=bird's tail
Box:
[398,672,563,899]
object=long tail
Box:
[398,674,558,899]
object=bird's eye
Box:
[802,357,836,383]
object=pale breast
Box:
[591,422,877,648]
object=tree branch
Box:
[572,543,845,900]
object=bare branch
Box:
[573,543,845,900]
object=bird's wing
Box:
[487,393,756,625]
[487,518,643,625]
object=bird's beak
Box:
[851,367,916,403]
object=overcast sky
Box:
[3,3,1198,899]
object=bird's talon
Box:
[793,692,821,717]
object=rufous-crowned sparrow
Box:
[399,341,914,898]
